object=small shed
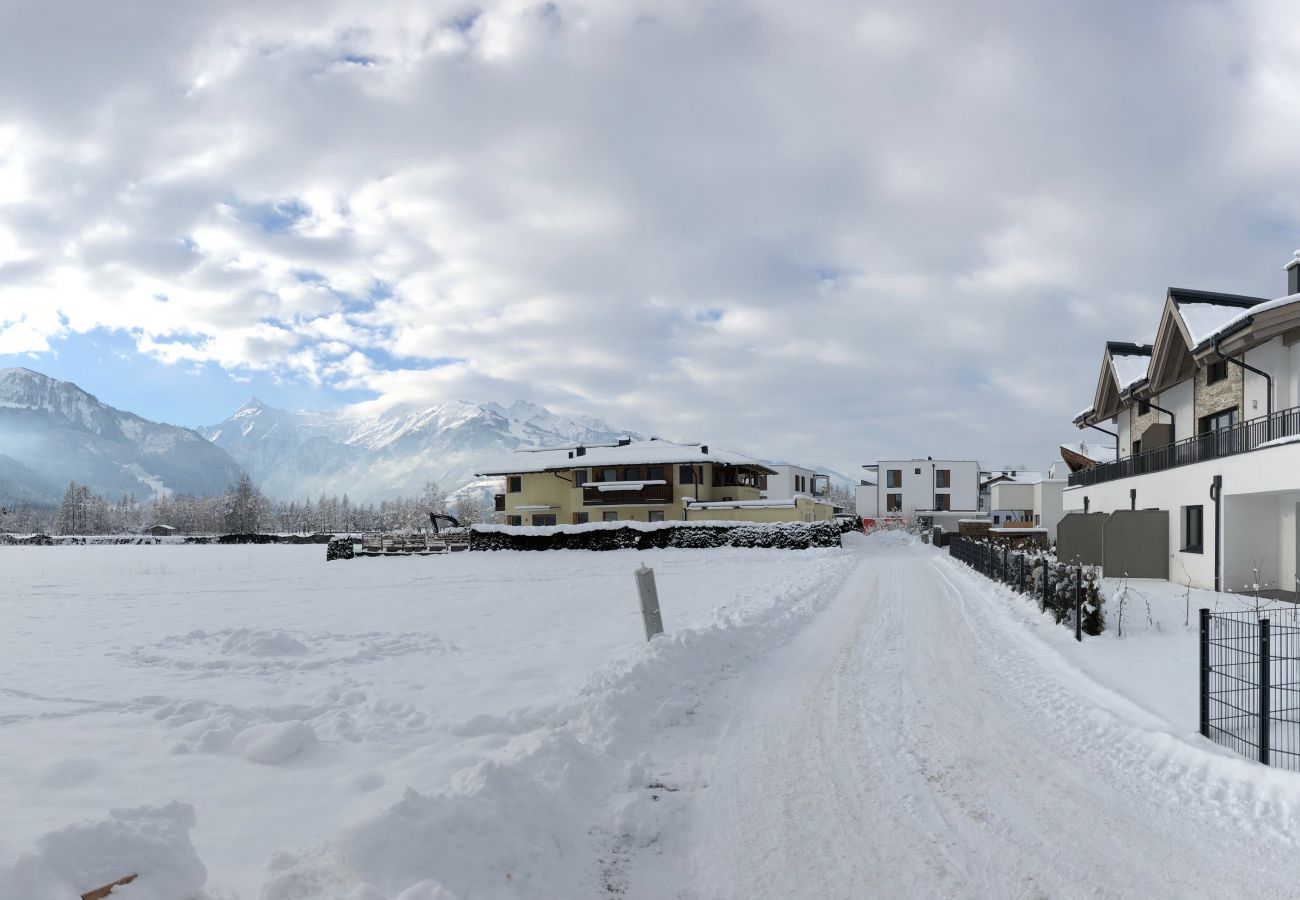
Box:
[143,524,177,537]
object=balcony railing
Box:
[581,481,673,505]
[1069,405,1300,487]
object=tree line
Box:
[0,474,496,536]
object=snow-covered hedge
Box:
[469,519,849,551]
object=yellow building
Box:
[477,438,838,525]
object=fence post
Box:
[1018,554,1024,593]
[635,565,665,642]
[1003,548,1009,584]
[1260,618,1271,765]
[1199,608,1210,738]
[1075,567,1082,642]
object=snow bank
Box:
[0,803,206,900]
[260,554,856,899]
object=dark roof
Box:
[1167,287,1270,309]
[1104,341,1153,356]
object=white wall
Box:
[1063,443,1300,589]
[856,483,879,518]
[1034,481,1066,542]
[878,459,980,515]
[1117,413,1130,458]
[764,464,819,499]
[1224,494,1281,593]
[1244,337,1286,421]
[990,483,1034,512]
[1162,379,1194,443]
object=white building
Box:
[862,459,981,522]
[985,473,1067,541]
[763,464,833,503]
[1065,254,1300,592]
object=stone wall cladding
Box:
[1194,360,1243,424]
[1130,403,1162,449]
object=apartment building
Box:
[478,438,837,526]
[1066,251,1300,592]
[860,459,981,521]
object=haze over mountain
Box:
[201,398,641,504]
[0,368,245,505]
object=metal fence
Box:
[1069,404,1300,487]
[1200,607,1300,770]
[949,537,1088,641]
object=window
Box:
[1132,440,1141,456]
[601,467,619,482]
[914,467,921,475]
[624,466,641,481]
[507,515,522,526]
[1138,399,1150,416]
[1207,359,1229,384]
[886,493,902,512]
[647,466,664,481]
[1200,408,1237,434]
[602,511,619,522]
[507,476,522,493]
[887,469,902,489]
[936,469,951,489]
[648,510,665,522]
[574,468,588,486]
[573,512,589,525]
[933,494,950,511]
[532,514,557,526]
[1182,505,1204,553]
[679,465,696,485]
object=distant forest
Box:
[0,474,493,536]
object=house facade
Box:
[986,475,1066,541]
[862,459,981,520]
[477,438,836,526]
[1065,253,1300,592]
[763,464,832,502]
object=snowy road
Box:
[632,536,1300,899]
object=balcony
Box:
[1069,405,1300,487]
[581,480,672,506]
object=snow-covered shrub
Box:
[468,521,843,552]
[325,537,354,561]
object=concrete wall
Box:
[1101,510,1168,578]
[990,482,1034,511]
[856,483,879,518]
[1057,513,1107,566]
[1223,493,1282,594]
[877,459,980,516]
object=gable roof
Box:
[475,438,777,476]
[1079,341,1151,425]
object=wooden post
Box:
[636,565,665,641]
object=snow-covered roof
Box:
[475,439,775,476]
[1175,301,1250,347]
[1109,351,1150,391]
[688,499,798,510]
[1060,441,1116,464]
[984,471,1044,486]
[1188,292,1300,351]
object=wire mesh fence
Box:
[948,537,1099,640]
[1201,607,1300,770]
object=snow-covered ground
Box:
[6,534,1300,899]
[0,543,857,899]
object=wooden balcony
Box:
[581,481,673,506]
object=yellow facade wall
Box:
[502,465,828,525]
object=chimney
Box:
[576,446,586,457]
[1287,250,1300,295]
[700,444,709,454]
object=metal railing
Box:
[1070,405,1300,487]
[949,537,1098,640]
[1200,607,1300,770]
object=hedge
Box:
[468,518,858,552]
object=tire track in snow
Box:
[632,536,1300,899]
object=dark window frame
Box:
[647,466,664,481]
[507,476,522,493]
[624,466,641,481]
[648,510,665,522]
[573,512,589,525]
[936,469,951,489]
[1182,504,1204,554]
[507,515,522,526]
[574,468,588,486]
[933,494,951,511]
[886,493,902,512]
[1138,399,1151,416]
[532,514,557,526]
[886,469,902,489]
[602,511,619,522]
[679,465,696,485]
[1207,359,1229,384]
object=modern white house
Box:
[985,473,1067,540]
[1065,252,1300,593]
[861,459,981,523]
[763,464,833,503]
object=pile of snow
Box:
[0,802,206,900]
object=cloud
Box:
[0,0,1297,474]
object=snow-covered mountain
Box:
[0,368,246,505]
[202,397,639,503]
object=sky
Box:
[2,0,1300,477]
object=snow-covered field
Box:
[0,543,857,899]
[7,534,1300,899]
